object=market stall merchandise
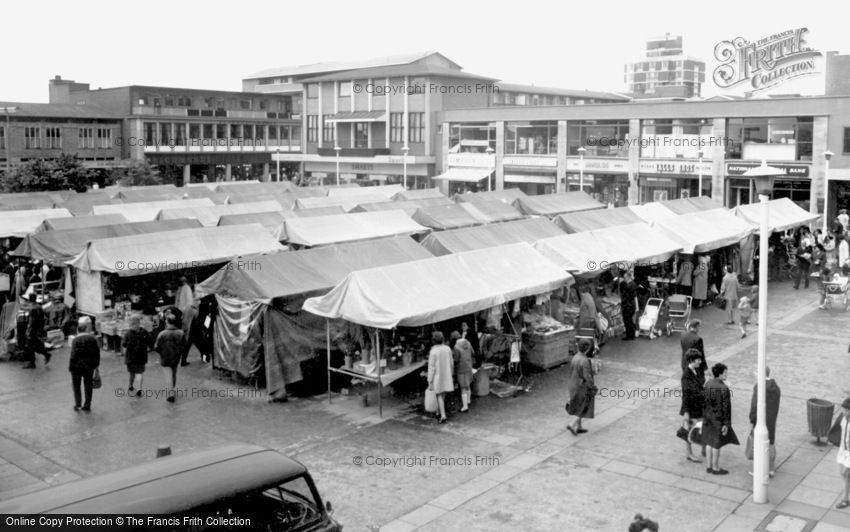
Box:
[651,209,757,254]
[533,223,683,276]
[457,200,526,224]
[195,237,433,399]
[554,206,645,233]
[37,213,128,232]
[282,211,430,248]
[733,197,820,234]
[522,310,575,370]
[411,204,483,231]
[454,188,527,205]
[0,208,74,238]
[391,188,446,201]
[512,191,605,218]
[155,201,284,227]
[92,198,215,222]
[419,217,564,256]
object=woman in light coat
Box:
[428,331,454,424]
[720,265,739,324]
[693,255,709,308]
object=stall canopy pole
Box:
[326,319,332,404]
[375,328,383,417]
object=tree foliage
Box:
[108,160,162,187]
[0,154,96,192]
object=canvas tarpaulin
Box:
[282,211,430,247]
[115,188,185,202]
[293,195,388,211]
[512,191,605,217]
[457,200,525,224]
[733,197,820,233]
[411,204,482,231]
[0,208,74,238]
[660,196,725,215]
[13,218,203,263]
[454,188,527,205]
[54,192,121,215]
[327,184,405,199]
[218,212,289,240]
[156,201,283,226]
[391,188,446,201]
[37,213,129,232]
[554,206,645,233]
[350,197,453,217]
[92,198,215,222]
[651,209,757,254]
[533,223,683,276]
[628,203,678,223]
[302,242,572,329]
[419,217,564,256]
[67,224,286,276]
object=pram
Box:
[820,276,850,311]
[637,298,667,339]
[667,294,692,335]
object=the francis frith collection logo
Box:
[713,28,822,92]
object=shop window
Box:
[844,127,850,154]
[306,115,318,142]
[390,113,403,143]
[339,82,351,97]
[322,118,334,143]
[408,112,424,143]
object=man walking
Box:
[69,317,100,412]
[748,366,781,477]
[154,315,185,403]
[793,240,812,290]
[680,320,707,382]
[22,294,49,369]
[619,271,639,341]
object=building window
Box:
[259,100,268,110]
[567,120,630,157]
[505,121,557,155]
[408,112,424,143]
[725,117,813,161]
[79,128,94,149]
[291,125,301,145]
[144,122,157,145]
[173,124,185,146]
[641,119,711,158]
[339,82,352,97]
[254,124,265,144]
[515,95,527,106]
[45,127,61,149]
[189,124,200,142]
[307,115,318,142]
[243,124,254,144]
[0,126,4,150]
[322,117,335,143]
[844,127,850,154]
[97,128,112,149]
[216,124,227,141]
[164,96,174,106]
[354,122,368,149]
[177,96,192,107]
[449,123,496,153]
[25,127,41,149]
[239,100,251,110]
[307,84,318,99]
[390,113,404,143]
[269,125,278,142]
[203,124,213,140]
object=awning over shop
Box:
[628,203,678,223]
[391,188,446,201]
[454,188,528,205]
[0,208,74,238]
[302,243,572,329]
[54,192,122,215]
[14,218,204,263]
[323,111,386,122]
[651,209,757,254]
[419,217,564,256]
[512,191,605,217]
[282,211,430,247]
[92,198,215,222]
[432,167,492,183]
[156,201,283,226]
[660,196,725,215]
[533,223,683,276]
[326,184,405,199]
[38,213,129,232]
[294,195,389,212]
[457,200,526,224]
[554,206,645,233]
[733,197,820,233]
[197,236,433,303]
[67,224,286,277]
[411,204,482,231]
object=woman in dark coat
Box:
[703,363,739,475]
[681,349,706,463]
[565,339,597,435]
[122,315,149,397]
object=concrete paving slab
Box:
[602,459,646,477]
[802,473,846,493]
[504,452,547,471]
[811,522,850,532]
[713,485,752,503]
[734,500,777,521]
[775,500,830,521]
[637,467,682,486]
[479,464,524,483]
[397,504,448,527]
[713,513,763,531]
[379,520,418,532]
[673,475,719,496]
[788,485,845,509]
[429,477,500,511]
[820,511,850,529]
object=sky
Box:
[4,0,845,102]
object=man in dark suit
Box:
[680,319,707,381]
[749,366,781,477]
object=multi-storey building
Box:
[625,34,706,98]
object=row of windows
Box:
[13,127,113,149]
[138,94,297,113]
[627,61,704,73]
[307,113,426,144]
[142,122,301,145]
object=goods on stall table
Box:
[600,297,624,336]
[527,326,575,370]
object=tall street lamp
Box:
[742,159,782,504]
[402,145,410,190]
[485,146,494,192]
[275,147,281,182]
[697,149,704,197]
[577,146,587,193]
[1,106,18,175]
[824,150,834,232]
[334,145,341,186]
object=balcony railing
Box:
[316,147,390,157]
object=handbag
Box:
[424,388,437,413]
[828,415,844,447]
[745,429,754,460]
[716,298,727,310]
[676,426,690,442]
[92,368,102,390]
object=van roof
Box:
[0,444,307,514]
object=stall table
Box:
[526,326,575,369]
[328,358,427,416]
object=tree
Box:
[53,154,97,192]
[0,155,95,192]
[108,160,161,187]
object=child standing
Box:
[738,296,754,338]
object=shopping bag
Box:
[745,429,754,460]
[595,312,609,334]
[92,368,102,390]
[424,388,437,413]
[828,416,843,447]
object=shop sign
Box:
[448,153,493,167]
[351,163,374,171]
[726,162,809,178]
[565,158,628,173]
[502,156,557,168]
[639,160,712,175]
[713,28,822,92]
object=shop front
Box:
[436,153,496,195]
[304,158,432,187]
[825,169,850,226]
[502,155,557,196]
[565,157,630,206]
[725,162,811,210]
[638,159,712,204]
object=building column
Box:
[262,163,270,182]
[812,116,829,215]
[711,118,727,203]
[628,119,641,205]
[225,164,232,182]
[183,164,191,186]
[436,121,450,195]
[556,120,567,194]
[318,82,323,149]
[207,164,216,182]
[385,77,390,148]
[495,121,505,191]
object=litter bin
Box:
[472,369,490,397]
[807,398,834,444]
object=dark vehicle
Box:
[0,443,342,531]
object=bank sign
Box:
[713,28,822,92]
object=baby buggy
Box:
[637,298,668,339]
[820,276,850,311]
[667,294,692,335]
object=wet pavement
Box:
[1,280,849,531]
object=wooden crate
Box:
[526,329,574,370]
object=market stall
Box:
[651,209,757,254]
[54,192,121,215]
[303,242,573,414]
[350,197,453,216]
[660,196,725,215]
[391,188,446,201]
[282,211,430,248]
[419,217,564,256]
[411,204,483,231]
[733,197,820,233]
[114,188,186,202]
[195,237,434,399]
[554,206,645,233]
[92,198,215,222]
[326,184,405,199]
[628,203,678,224]
[37,213,129,232]
[512,191,606,218]
[155,201,284,226]
[453,188,527,205]
[293,194,389,212]
[457,200,526,224]
[0,208,73,239]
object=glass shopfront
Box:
[725,177,811,210]
[725,117,813,161]
[567,120,630,158]
[640,119,712,159]
[639,176,709,203]
[449,123,496,153]
[505,121,558,155]
[567,173,630,206]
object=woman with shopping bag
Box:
[427,331,454,424]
